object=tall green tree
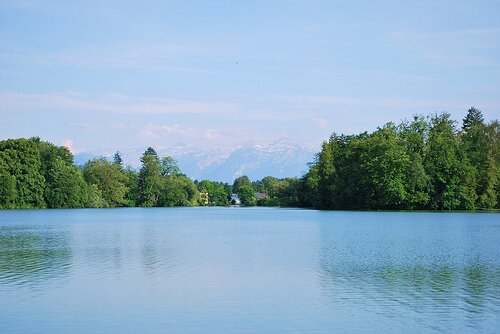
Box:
[424,113,476,210]
[237,185,256,206]
[113,151,123,167]
[298,164,320,208]
[461,107,497,208]
[361,124,410,209]
[316,137,337,209]
[123,166,139,206]
[36,139,83,207]
[160,156,180,176]
[398,116,430,208]
[159,174,199,207]
[45,157,88,208]
[232,175,252,194]
[0,138,45,208]
[83,158,128,207]
[485,120,500,208]
[0,155,17,209]
[138,147,162,207]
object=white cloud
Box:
[137,123,225,144]
[311,117,329,129]
[0,92,237,115]
[388,29,500,68]
[204,129,222,139]
[275,94,500,110]
[62,138,75,153]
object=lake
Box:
[0,208,498,333]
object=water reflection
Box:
[0,209,498,333]
[0,226,71,287]
[141,224,176,276]
[318,220,500,332]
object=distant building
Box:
[199,190,209,206]
[231,193,241,205]
[255,192,268,199]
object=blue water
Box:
[0,208,498,333]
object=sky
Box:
[1,0,499,154]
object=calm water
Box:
[0,208,499,333]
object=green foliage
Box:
[485,121,500,208]
[361,124,410,209]
[461,108,497,208]
[138,148,162,207]
[0,138,46,208]
[83,158,128,207]
[255,110,498,211]
[233,175,252,194]
[298,165,320,208]
[274,178,300,207]
[197,180,230,206]
[45,157,88,208]
[113,151,123,167]
[138,149,199,207]
[424,114,476,210]
[36,140,77,206]
[237,185,256,206]
[123,166,139,206]
[0,157,17,209]
[160,156,180,176]
[36,139,73,177]
[85,183,107,208]
[462,107,484,131]
[1,110,498,212]
[159,174,199,207]
[398,116,430,208]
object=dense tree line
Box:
[1,108,498,210]
[247,108,498,210]
[0,140,230,209]
[305,109,499,210]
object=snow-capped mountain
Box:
[74,138,317,182]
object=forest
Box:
[0,108,498,210]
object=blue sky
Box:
[1,0,499,153]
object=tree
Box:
[83,158,128,207]
[123,166,139,206]
[33,139,89,208]
[237,185,256,206]
[233,175,252,194]
[159,174,199,207]
[45,157,88,208]
[398,116,430,208]
[0,155,16,209]
[275,178,300,207]
[138,147,162,207]
[0,138,46,208]
[462,106,484,132]
[298,164,320,208]
[85,183,107,208]
[361,124,410,209]
[113,151,123,168]
[424,113,476,210]
[485,120,500,208]
[198,180,229,206]
[461,108,497,208]
[316,137,337,209]
[160,156,180,176]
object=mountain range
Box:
[74,138,317,183]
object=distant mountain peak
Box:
[74,140,317,182]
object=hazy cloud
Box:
[138,123,226,144]
[0,92,237,115]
